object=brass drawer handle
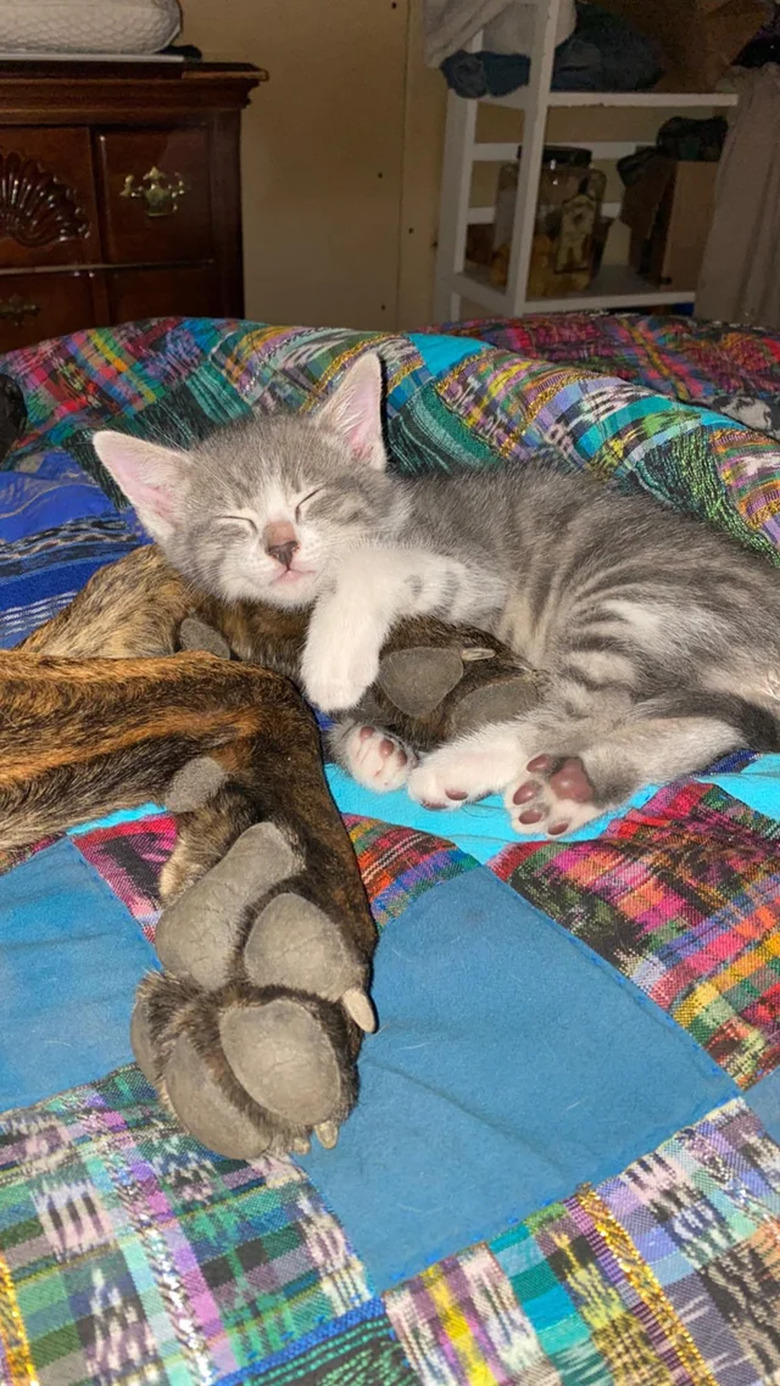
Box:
[120,165,188,218]
[0,295,40,326]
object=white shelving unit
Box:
[433,0,738,322]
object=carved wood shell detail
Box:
[0,149,89,248]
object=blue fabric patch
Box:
[746,1069,780,1145]
[0,472,115,542]
[0,839,159,1110]
[300,869,736,1290]
[408,331,489,376]
[701,753,780,820]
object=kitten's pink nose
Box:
[264,521,299,569]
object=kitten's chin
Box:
[221,569,320,610]
[263,573,319,609]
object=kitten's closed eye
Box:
[295,487,324,520]
[215,515,259,533]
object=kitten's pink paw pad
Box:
[548,757,593,803]
[343,725,415,793]
[506,756,599,839]
[511,780,542,805]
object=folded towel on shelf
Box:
[423,0,576,68]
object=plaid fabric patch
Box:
[230,1300,417,1385]
[433,349,780,566]
[346,815,479,929]
[384,1099,780,1386]
[73,813,176,940]
[440,313,780,408]
[0,1068,373,1385]
[384,1243,555,1386]
[209,324,427,420]
[491,1099,780,1386]
[492,781,780,1088]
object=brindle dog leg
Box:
[0,649,376,1159]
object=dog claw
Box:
[343,986,376,1033]
[315,1120,339,1150]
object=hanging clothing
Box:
[697,65,780,329]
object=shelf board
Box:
[455,262,696,314]
[474,139,642,163]
[467,199,622,225]
[482,89,738,110]
[453,268,510,314]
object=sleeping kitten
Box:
[93,353,780,838]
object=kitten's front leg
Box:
[302,581,387,713]
[302,549,487,713]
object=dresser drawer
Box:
[105,264,221,323]
[0,271,98,352]
[0,127,99,269]
[96,128,213,265]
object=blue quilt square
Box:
[0,839,158,1110]
[300,868,737,1290]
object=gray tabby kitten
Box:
[93,353,780,838]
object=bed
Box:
[1,312,779,1386]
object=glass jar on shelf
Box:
[490,145,607,297]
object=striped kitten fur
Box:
[92,353,780,839]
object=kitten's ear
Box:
[316,353,387,470]
[92,431,190,543]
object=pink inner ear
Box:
[335,379,381,459]
[131,476,174,520]
[319,356,384,464]
[108,459,174,521]
[344,410,378,460]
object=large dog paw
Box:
[132,821,376,1159]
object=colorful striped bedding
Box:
[0,314,779,1386]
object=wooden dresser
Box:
[0,59,264,353]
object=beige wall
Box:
[182,2,681,331]
[181,0,446,331]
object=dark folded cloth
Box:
[440,1,662,98]
[617,115,729,187]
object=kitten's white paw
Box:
[505,755,603,839]
[343,725,416,792]
[408,741,519,809]
[303,655,380,713]
[301,611,382,712]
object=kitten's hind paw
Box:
[331,720,417,792]
[407,730,528,808]
[506,755,602,838]
[133,822,375,1160]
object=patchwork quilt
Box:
[1,313,780,1386]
